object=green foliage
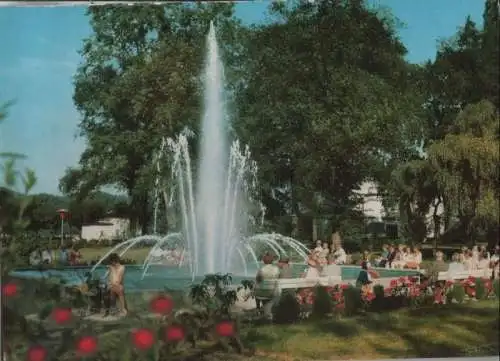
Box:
[474,278,487,300]
[61,4,245,234]
[493,279,500,299]
[235,0,424,232]
[450,284,466,304]
[428,101,499,242]
[342,286,363,316]
[312,286,332,318]
[189,273,236,316]
[272,290,301,324]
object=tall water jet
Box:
[196,21,229,274]
[98,22,310,281]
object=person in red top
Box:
[69,245,81,266]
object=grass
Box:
[242,300,499,360]
[79,246,151,263]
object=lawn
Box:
[79,246,151,263]
[242,300,499,360]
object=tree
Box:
[234,0,423,237]
[428,100,499,244]
[389,159,439,245]
[481,0,499,108]
[61,4,245,234]
[0,102,37,234]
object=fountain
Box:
[90,21,309,282]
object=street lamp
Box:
[57,209,68,247]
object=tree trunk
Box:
[432,197,442,251]
[312,217,318,242]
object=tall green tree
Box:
[234,0,423,237]
[61,4,244,234]
[428,100,499,244]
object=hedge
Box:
[274,276,500,322]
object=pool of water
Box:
[9,264,420,292]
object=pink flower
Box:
[390,279,398,288]
[409,287,420,298]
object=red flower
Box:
[390,279,398,287]
[51,307,72,324]
[132,328,155,350]
[332,292,342,301]
[27,345,47,361]
[340,284,349,290]
[484,280,492,291]
[2,282,17,297]
[76,336,98,355]
[216,321,235,337]
[364,292,376,302]
[433,287,444,304]
[465,286,476,298]
[165,325,185,342]
[150,295,174,315]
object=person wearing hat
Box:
[254,252,280,319]
[278,257,293,279]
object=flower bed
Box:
[2,274,250,361]
[293,276,500,319]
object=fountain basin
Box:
[9,264,420,293]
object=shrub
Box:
[272,290,301,324]
[312,286,332,318]
[4,273,247,360]
[450,283,466,303]
[493,279,500,299]
[342,285,363,315]
[475,278,487,300]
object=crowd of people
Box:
[446,245,499,278]
[148,246,185,265]
[29,245,83,266]
[374,244,423,269]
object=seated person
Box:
[356,261,373,292]
[332,244,347,265]
[477,251,490,270]
[277,257,293,279]
[425,251,449,284]
[254,253,280,319]
[447,253,466,274]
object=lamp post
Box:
[57,209,68,247]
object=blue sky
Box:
[0,0,485,195]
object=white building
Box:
[354,181,445,238]
[354,181,386,222]
[81,217,130,242]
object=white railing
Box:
[255,268,493,298]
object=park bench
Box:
[255,276,343,304]
[437,268,491,281]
